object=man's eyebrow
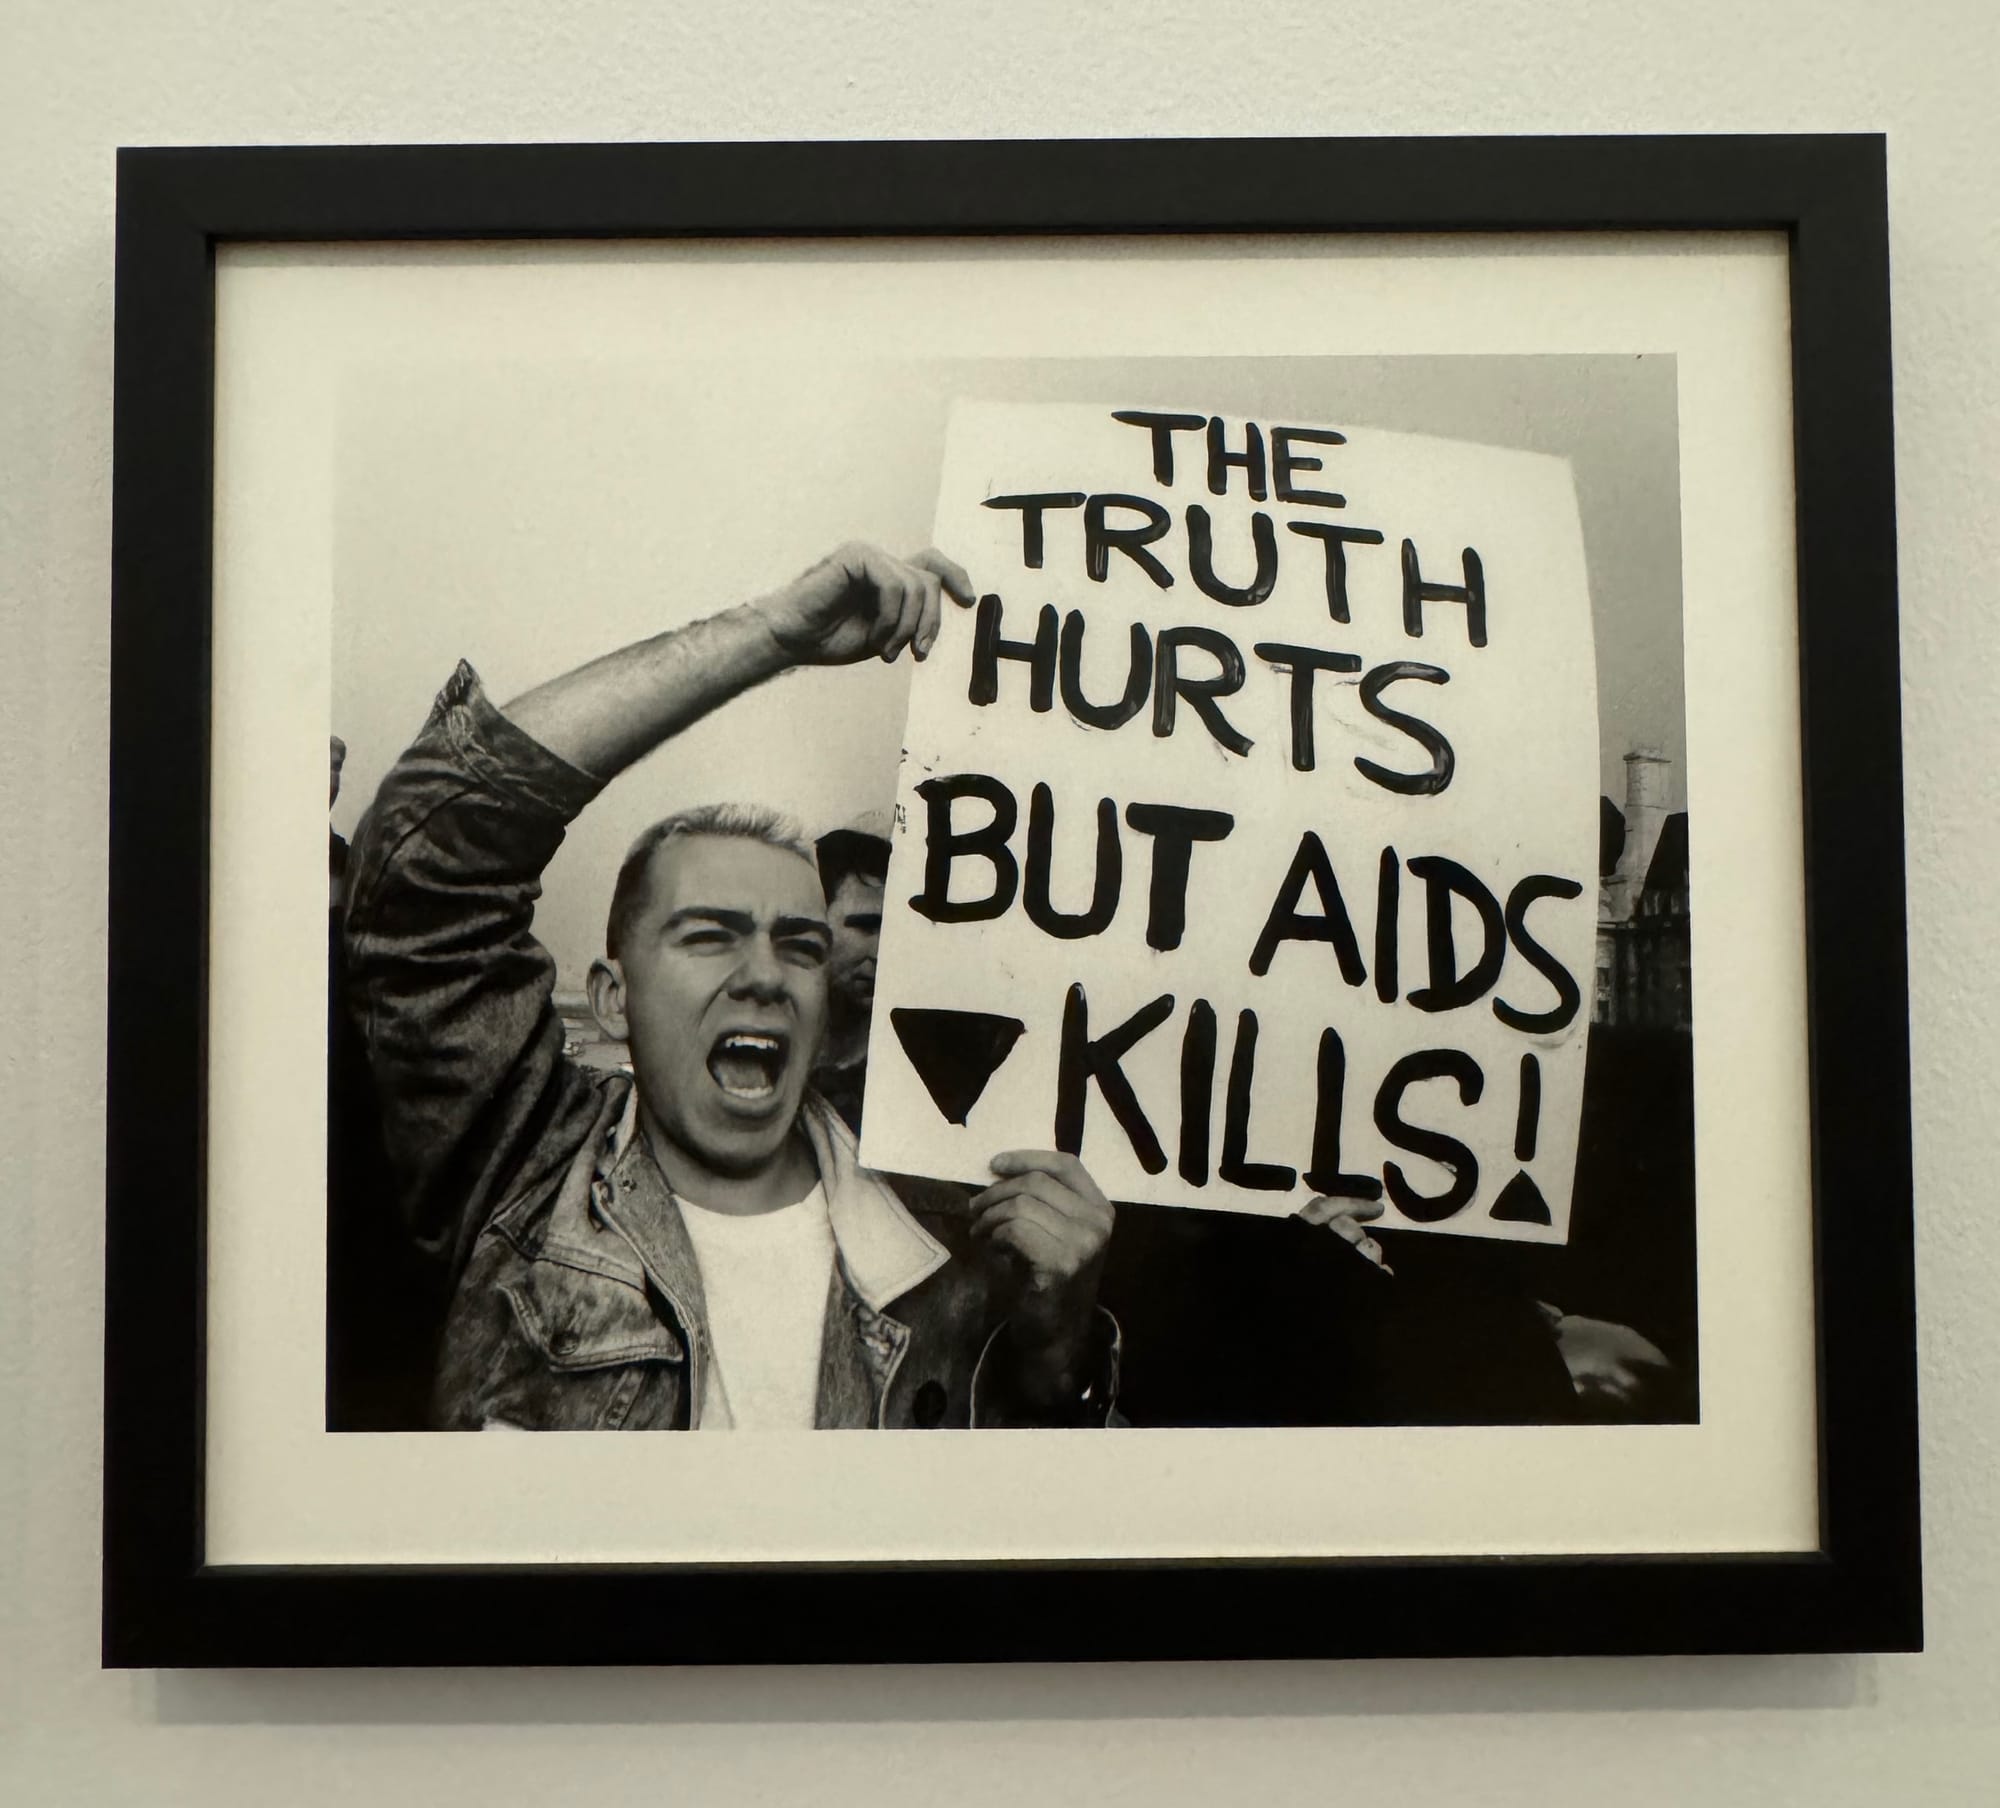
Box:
[662,908,831,939]
[662,907,754,933]
[842,909,883,925]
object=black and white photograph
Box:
[322,348,1697,1438]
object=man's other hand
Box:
[755,542,975,668]
[1296,1191,1393,1272]
[970,1150,1115,1386]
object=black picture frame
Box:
[104,134,1918,1667]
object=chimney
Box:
[1608,750,1671,920]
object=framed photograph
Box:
[104,135,1919,1666]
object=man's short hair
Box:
[815,824,890,903]
[605,803,814,960]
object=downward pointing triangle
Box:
[1489,1168,1553,1226]
[889,1008,1026,1126]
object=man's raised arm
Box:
[502,543,969,780]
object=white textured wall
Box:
[3,2,1994,1802]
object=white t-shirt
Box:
[676,1183,836,1430]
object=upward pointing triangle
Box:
[889,1007,1026,1127]
[1489,1168,1553,1226]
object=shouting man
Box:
[343,543,1118,1431]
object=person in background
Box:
[327,731,441,1429]
[329,735,349,909]
[811,812,890,1136]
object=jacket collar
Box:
[598,1084,950,1313]
[798,1093,952,1310]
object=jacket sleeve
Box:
[341,661,609,1279]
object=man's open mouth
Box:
[706,1030,791,1103]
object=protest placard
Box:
[862,401,1599,1243]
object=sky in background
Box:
[332,354,1683,990]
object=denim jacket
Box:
[343,662,1116,1431]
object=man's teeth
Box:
[710,1032,786,1100]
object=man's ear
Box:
[586,957,629,1041]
